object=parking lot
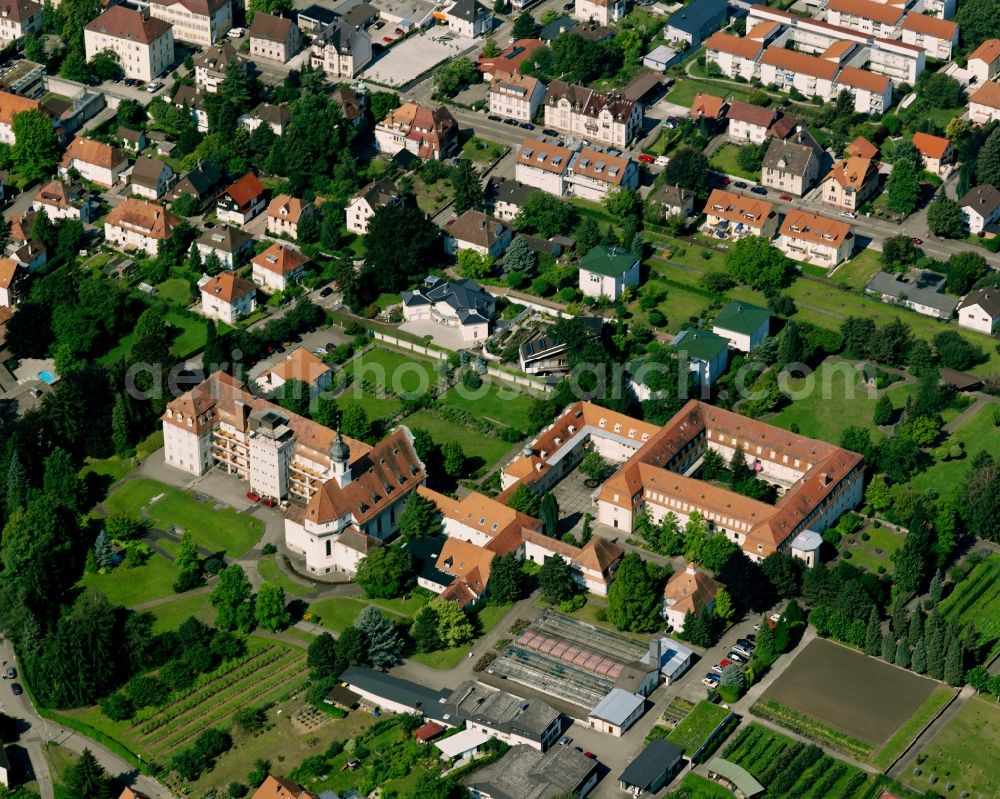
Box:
[361,28,477,87]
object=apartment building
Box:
[835,66,892,114]
[249,12,301,63]
[777,209,854,268]
[565,148,639,201]
[704,188,778,240]
[822,156,879,211]
[704,32,765,81]
[900,12,958,60]
[968,39,1000,85]
[310,19,372,79]
[147,0,232,46]
[514,137,572,196]
[825,0,905,38]
[543,79,642,147]
[488,72,546,122]
[969,81,1000,125]
[574,0,625,26]
[84,7,174,82]
[726,100,779,144]
[374,102,459,160]
[0,0,41,45]
[59,136,128,188]
[760,129,823,196]
[759,46,839,100]
[193,41,245,93]
[103,198,181,256]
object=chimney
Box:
[649,637,662,665]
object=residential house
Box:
[10,239,44,272]
[726,100,778,144]
[310,19,372,79]
[865,269,958,319]
[664,0,727,46]
[443,210,512,259]
[662,562,723,632]
[374,102,459,160]
[912,131,954,177]
[0,0,41,45]
[578,245,639,300]
[587,689,645,737]
[543,79,642,147]
[960,184,1000,234]
[618,740,686,797]
[130,156,174,200]
[445,0,492,37]
[760,129,823,196]
[518,319,602,375]
[835,66,893,115]
[712,300,770,352]
[251,242,309,292]
[172,84,208,132]
[539,15,577,44]
[485,177,533,222]
[346,178,401,234]
[777,209,854,268]
[118,126,146,152]
[442,682,562,751]
[59,136,128,188]
[199,271,256,323]
[565,148,639,201]
[196,225,253,268]
[478,38,543,80]
[240,102,292,136]
[647,183,695,221]
[704,32,765,82]
[846,135,879,160]
[704,188,778,239]
[249,776,319,799]
[256,346,333,397]
[689,90,726,124]
[900,12,957,60]
[84,7,174,83]
[332,86,366,129]
[822,156,879,211]
[147,0,232,47]
[171,161,223,210]
[194,42,245,93]
[522,530,624,596]
[249,12,301,63]
[488,71,545,122]
[465,746,598,799]
[514,137,572,196]
[825,0,905,38]
[0,258,24,307]
[104,198,181,256]
[401,276,496,342]
[574,0,625,26]
[759,46,838,101]
[969,82,1000,125]
[0,90,39,145]
[267,194,317,240]
[957,287,1000,335]
[33,180,94,223]
[217,172,267,225]
[968,38,1000,85]
[672,328,729,387]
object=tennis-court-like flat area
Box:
[362,30,477,87]
[762,637,937,745]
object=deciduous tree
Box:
[355,547,414,599]
[927,196,964,239]
[11,109,61,182]
[607,553,661,632]
[432,598,474,647]
[725,236,792,293]
[210,565,255,633]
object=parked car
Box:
[383,36,393,43]
[319,286,334,297]
[734,181,748,189]
[638,153,655,164]
[728,651,747,664]
[663,120,676,129]
[246,491,261,502]
[3,666,15,679]
[559,736,572,746]
[732,645,753,659]
[262,497,276,507]
[719,658,733,669]
[519,122,535,130]
[702,674,720,687]
[227,27,245,38]
[736,639,754,651]
[583,752,596,759]
[779,193,792,201]
[11,683,22,695]
[840,210,857,219]
[911,237,923,245]
[746,633,756,643]
[753,622,762,632]
[503,118,518,126]
[655,155,669,167]
[542,128,559,136]
[487,114,502,122]
[710,663,725,675]
[750,185,767,195]
[146,82,160,93]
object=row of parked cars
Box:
[701,635,757,688]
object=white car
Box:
[146,82,160,93]
[228,27,245,38]
[840,210,857,219]
[731,645,753,659]
[769,612,782,623]
[702,675,720,687]
[655,155,669,167]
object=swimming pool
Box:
[38,370,57,385]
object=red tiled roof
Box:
[224,172,266,207]
[762,46,839,79]
[912,131,950,160]
[901,12,957,38]
[85,6,172,43]
[836,66,890,93]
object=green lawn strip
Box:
[750,699,875,760]
[258,555,319,598]
[909,406,1000,494]
[666,700,732,756]
[102,478,262,557]
[439,380,538,430]
[154,278,193,307]
[308,597,396,633]
[147,592,216,633]
[347,346,443,397]
[709,143,760,181]
[870,685,956,769]
[902,696,1000,798]
[335,391,403,423]
[832,249,882,290]
[400,409,514,470]
[666,78,754,106]
[461,137,505,162]
[568,197,619,228]
[79,553,180,607]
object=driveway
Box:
[397,319,467,350]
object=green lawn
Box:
[155,278,193,307]
[461,136,505,162]
[666,78,753,106]
[830,249,881,290]
[439,380,538,431]
[671,774,735,799]
[81,429,163,482]
[79,552,180,607]
[910,405,1000,493]
[871,685,955,769]
[904,696,1000,798]
[258,555,319,598]
[346,347,443,398]
[710,143,760,181]
[147,592,215,633]
[400,409,514,471]
[842,523,904,574]
[307,593,429,633]
[766,359,915,444]
[102,478,263,557]
[667,701,732,756]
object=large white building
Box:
[0,0,41,45]
[84,6,174,83]
[900,12,958,60]
[59,136,129,188]
[777,209,854,268]
[565,148,639,201]
[574,0,625,26]
[103,198,181,256]
[515,137,572,196]
[310,19,372,78]
[489,72,546,122]
[543,79,642,147]
[147,0,232,46]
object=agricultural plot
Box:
[940,554,1000,651]
[345,347,443,400]
[59,639,307,768]
[757,638,936,756]
[722,723,876,799]
[438,380,538,433]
